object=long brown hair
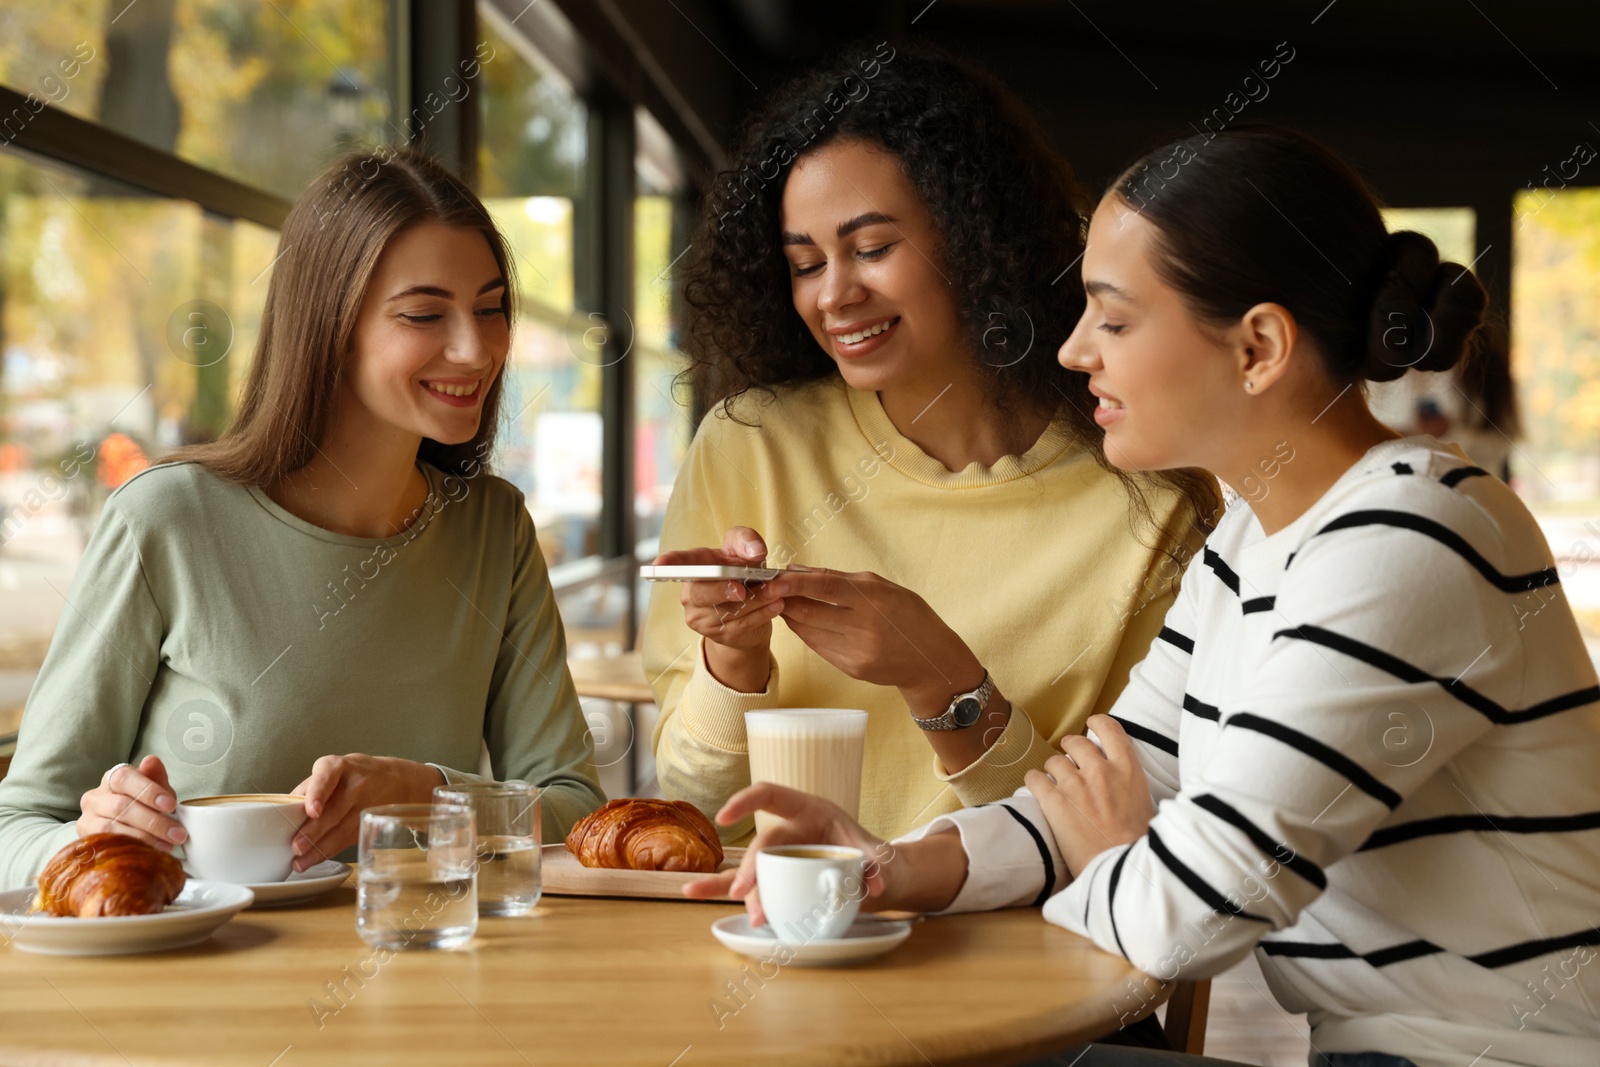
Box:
[169,147,516,482]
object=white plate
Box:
[0,880,254,956]
[711,914,912,967]
[244,861,351,908]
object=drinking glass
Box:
[434,782,543,916]
[357,803,477,951]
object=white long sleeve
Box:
[920,439,1600,1067]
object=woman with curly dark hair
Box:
[641,43,1217,847]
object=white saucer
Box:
[244,861,351,907]
[0,880,254,956]
[711,914,912,967]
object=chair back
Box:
[1163,979,1211,1054]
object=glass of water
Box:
[434,782,542,916]
[357,803,478,951]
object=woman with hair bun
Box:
[691,127,1600,1067]
[642,43,1218,846]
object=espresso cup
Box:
[176,793,306,884]
[755,844,866,944]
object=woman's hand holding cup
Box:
[684,782,973,928]
[655,526,784,693]
[683,783,894,926]
[289,754,444,872]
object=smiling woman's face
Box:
[1058,198,1244,472]
[346,220,510,447]
[779,139,966,393]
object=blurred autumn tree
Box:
[0,0,390,467]
[1513,187,1600,490]
[1,0,394,199]
[477,11,583,202]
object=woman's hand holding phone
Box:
[760,567,984,715]
[655,527,785,693]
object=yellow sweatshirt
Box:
[643,378,1201,842]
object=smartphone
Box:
[639,565,785,582]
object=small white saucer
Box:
[0,880,254,956]
[711,914,912,967]
[243,861,351,907]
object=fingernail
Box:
[156,794,175,812]
[743,543,763,558]
[167,826,186,843]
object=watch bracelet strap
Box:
[912,671,994,731]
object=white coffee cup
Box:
[176,793,306,884]
[755,844,866,944]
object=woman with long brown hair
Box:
[0,147,603,888]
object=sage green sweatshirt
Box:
[0,461,604,888]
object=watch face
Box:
[953,696,983,728]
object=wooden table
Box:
[1,880,1166,1067]
[567,650,654,704]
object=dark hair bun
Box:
[1362,230,1487,383]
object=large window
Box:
[0,152,277,737]
[1512,187,1600,657]
[633,108,692,562]
[478,6,602,575]
[0,1,700,751]
[0,1,400,200]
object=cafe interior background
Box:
[0,1,1596,1061]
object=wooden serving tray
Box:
[541,845,746,902]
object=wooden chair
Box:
[1163,979,1211,1054]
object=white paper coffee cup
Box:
[745,709,868,833]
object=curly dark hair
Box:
[681,41,1219,544]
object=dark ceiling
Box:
[578,0,1598,310]
[697,0,1600,195]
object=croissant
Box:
[565,798,725,873]
[30,833,187,918]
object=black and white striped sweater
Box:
[900,437,1600,1067]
